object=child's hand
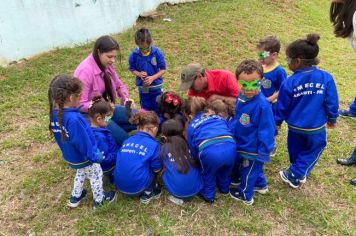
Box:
[140,71,147,79]
[276,125,281,131]
[327,122,336,129]
[143,76,155,86]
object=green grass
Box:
[0,0,355,235]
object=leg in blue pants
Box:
[108,105,137,146]
[288,130,326,179]
[139,90,162,114]
[255,169,267,188]
[237,159,264,201]
[287,130,300,164]
[199,142,236,201]
[349,98,356,115]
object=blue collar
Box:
[293,66,316,74]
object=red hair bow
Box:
[164,93,181,106]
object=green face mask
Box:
[238,79,261,91]
[104,115,111,123]
[257,51,270,60]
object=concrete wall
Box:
[0,0,195,66]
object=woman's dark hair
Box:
[135,28,152,45]
[286,33,320,66]
[181,96,206,121]
[88,95,113,119]
[92,35,120,103]
[160,119,199,174]
[129,111,159,128]
[157,91,182,119]
[330,0,356,38]
[235,59,264,79]
[48,75,82,142]
[257,35,281,53]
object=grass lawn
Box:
[0,0,355,235]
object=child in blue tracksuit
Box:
[229,60,275,205]
[48,75,115,209]
[129,28,167,113]
[114,111,162,204]
[160,119,203,205]
[276,34,339,188]
[88,96,118,181]
[257,36,287,155]
[183,97,236,203]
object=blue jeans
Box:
[107,105,136,147]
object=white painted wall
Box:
[0,0,195,65]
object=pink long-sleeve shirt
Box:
[74,54,129,112]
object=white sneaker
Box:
[168,195,184,206]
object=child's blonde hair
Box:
[129,111,160,129]
[181,96,206,121]
[207,99,235,118]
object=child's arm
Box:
[150,144,162,173]
[257,106,275,161]
[325,78,339,128]
[144,49,167,86]
[267,91,278,103]
[143,69,166,86]
[68,120,104,163]
[274,81,292,126]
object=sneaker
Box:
[253,186,269,194]
[336,157,356,166]
[270,147,277,157]
[279,169,300,189]
[93,191,116,209]
[350,179,356,186]
[339,109,356,118]
[140,186,161,204]
[300,176,307,184]
[229,188,254,205]
[230,177,241,187]
[198,193,214,204]
[67,189,87,208]
[168,195,184,206]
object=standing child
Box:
[129,28,167,113]
[183,97,236,203]
[160,119,203,205]
[276,34,339,188]
[48,75,116,208]
[257,35,288,155]
[229,60,275,205]
[88,96,118,181]
[114,111,162,204]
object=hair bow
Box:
[165,93,181,106]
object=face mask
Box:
[139,46,151,56]
[238,79,261,91]
[257,51,270,60]
[104,115,111,123]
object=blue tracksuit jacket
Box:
[161,150,203,198]
[128,46,166,87]
[275,66,339,134]
[234,93,275,163]
[186,112,235,158]
[114,131,162,194]
[261,64,287,98]
[50,108,103,169]
[91,127,118,173]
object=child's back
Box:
[276,67,338,130]
[160,119,203,203]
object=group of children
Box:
[48,29,339,208]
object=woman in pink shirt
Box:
[74,35,135,146]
